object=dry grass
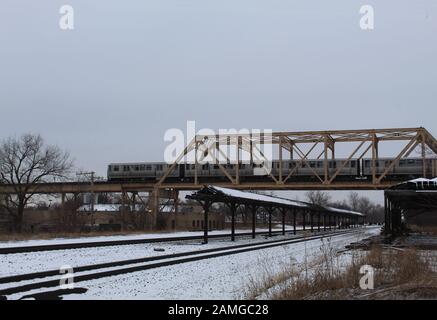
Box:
[243,241,437,300]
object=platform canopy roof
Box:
[386,178,437,211]
[187,185,364,217]
[390,177,437,190]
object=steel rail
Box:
[0,229,362,297]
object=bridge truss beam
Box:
[156,127,437,189]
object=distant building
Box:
[0,202,225,233]
[158,204,225,231]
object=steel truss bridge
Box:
[1,127,437,227]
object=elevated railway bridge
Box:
[1,127,436,228]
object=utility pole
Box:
[76,171,96,213]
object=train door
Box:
[179,164,185,180]
[356,160,361,176]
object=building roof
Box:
[77,204,144,212]
[390,177,437,190]
[187,185,364,217]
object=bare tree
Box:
[305,190,331,206]
[347,192,360,211]
[0,134,73,232]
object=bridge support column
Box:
[323,214,326,231]
[150,188,159,230]
[302,211,306,231]
[267,207,273,237]
[384,194,391,235]
[132,192,137,213]
[121,190,128,231]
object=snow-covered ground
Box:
[55,227,379,300]
[0,226,380,299]
[0,228,299,278]
[0,226,299,249]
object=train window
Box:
[140,165,145,171]
[156,164,163,171]
[123,166,130,171]
[192,220,195,228]
[146,165,152,171]
[408,159,416,164]
[214,164,219,169]
[202,164,208,170]
[351,161,356,168]
[113,166,119,172]
[134,165,140,171]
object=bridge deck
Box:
[0,180,397,194]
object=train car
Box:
[107,162,179,182]
[107,157,435,182]
[279,159,360,178]
[361,157,435,179]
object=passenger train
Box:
[107,158,437,183]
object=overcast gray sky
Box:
[1,1,436,203]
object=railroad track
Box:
[0,229,304,254]
[0,228,362,299]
